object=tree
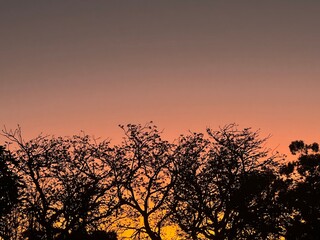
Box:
[111,123,175,240]
[171,124,284,239]
[289,140,319,155]
[3,123,305,239]
[0,146,19,216]
[280,140,320,239]
[0,145,21,240]
[2,128,119,240]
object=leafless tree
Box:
[111,123,175,240]
[2,128,119,239]
[171,124,283,239]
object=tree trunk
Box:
[143,215,162,240]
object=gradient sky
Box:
[1,1,320,155]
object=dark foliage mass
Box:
[0,146,21,239]
[0,123,319,239]
[281,140,320,240]
[0,146,19,216]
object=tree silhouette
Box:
[111,123,175,240]
[289,140,319,155]
[4,123,320,239]
[0,145,21,239]
[2,128,119,240]
[280,140,320,239]
[171,124,284,239]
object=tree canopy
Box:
[1,123,320,239]
[0,145,21,240]
[281,140,320,239]
[171,124,284,239]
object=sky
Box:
[1,1,320,156]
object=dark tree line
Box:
[1,123,320,239]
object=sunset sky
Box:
[1,1,319,155]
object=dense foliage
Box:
[1,123,319,239]
[280,141,320,239]
[0,146,21,240]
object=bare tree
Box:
[171,124,283,239]
[1,123,291,239]
[2,128,119,239]
[111,123,175,240]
